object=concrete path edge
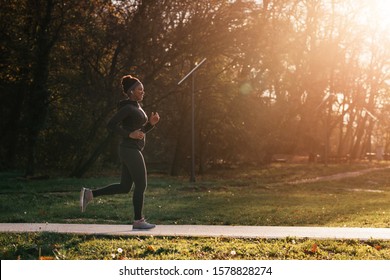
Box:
[1,223,390,240]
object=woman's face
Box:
[130,83,145,101]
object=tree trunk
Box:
[24,0,62,176]
[350,114,368,160]
[0,83,26,169]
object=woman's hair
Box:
[121,75,141,94]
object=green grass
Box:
[1,162,390,260]
[1,233,390,260]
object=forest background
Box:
[1,0,389,178]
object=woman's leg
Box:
[80,149,134,212]
[80,164,133,212]
[120,148,147,221]
[92,163,133,197]
[81,146,151,226]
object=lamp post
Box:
[178,58,207,182]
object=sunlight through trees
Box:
[1,0,389,176]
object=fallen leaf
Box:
[147,245,155,252]
[39,256,55,260]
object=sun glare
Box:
[356,0,390,30]
[373,0,390,22]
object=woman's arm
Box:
[141,112,160,133]
[106,106,132,138]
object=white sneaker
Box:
[80,187,93,213]
[133,218,156,230]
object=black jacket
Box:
[107,100,154,150]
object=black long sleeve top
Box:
[107,99,154,151]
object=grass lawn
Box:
[1,162,390,260]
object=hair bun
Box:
[121,75,140,93]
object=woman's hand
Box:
[129,130,145,140]
[149,112,160,126]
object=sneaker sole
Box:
[133,225,156,230]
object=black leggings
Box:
[92,146,147,220]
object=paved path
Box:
[1,223,390,240]
[289,166,390,185]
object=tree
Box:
[1,0,389,177]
